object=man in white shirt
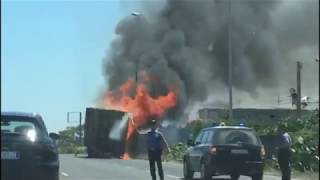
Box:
[276,125,292,180]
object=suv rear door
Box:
[212,128,262,163]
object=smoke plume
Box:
[103,0,319,120]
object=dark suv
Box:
[1,112,60,180]
[183,126,265,180]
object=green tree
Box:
[57,126,85,154]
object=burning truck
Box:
[84,108,126,158]
[85,77,178,159]
[84,107,190,159]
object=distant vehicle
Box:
[183,125,265,180]
[1,112,60,180]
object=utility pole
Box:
[316,58,319,110]
[136,60,138,87]
[228,0,233,120]
[132,12,140,94]
[277,95,282,105]
[79,112,82,143]
[297,61,302,117]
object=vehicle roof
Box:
[202,126,253,131]
[1,111,41,118]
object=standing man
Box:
[146,120,170,180]
[276,125,292,180]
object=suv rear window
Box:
[1,116,41,141]
[213,129,260,145]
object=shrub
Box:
[257,110,319,172]
[164,143,188,162]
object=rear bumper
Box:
[1,159,59,180]
[210,159,264,176]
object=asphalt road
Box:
[59,154,291,180]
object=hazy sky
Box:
[1,0,140,132]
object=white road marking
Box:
[124,165,136,169]
[265,174,302,180]
[61,172,69,177]
[167,174,181,179]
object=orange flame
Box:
[104,77,178,141]
[122,152,131,160]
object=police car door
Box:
[189,130,204,170]
[194,130,210,171]
[201,130,214,163]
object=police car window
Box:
[194,131,203,144]
[201,131,210,144]
[206,130,214,144]
[214,129,259,145]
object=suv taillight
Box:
[211,146,217,155]
[261,146,265,158]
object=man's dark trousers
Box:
[278,148,291,180]
[148,149,164,180]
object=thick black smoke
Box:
[103,0,319,120]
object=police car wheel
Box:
[45,169,59,180]
[183,159,194,179]
[231,173,240,180]
[200,162,210,180]
[251,172,263,180]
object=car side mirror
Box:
[49,133,60,140]
[187,139,194,147]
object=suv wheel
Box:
[251,172,263,180]
[200,161,211,180]
[45,169,59,180]
[183,159,194,180]
[231,173,240,180]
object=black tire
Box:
[45,169,59,180]
[200,161,211,180]
[52,173,59,180]
[251,172,263,180]
[87,148,93,158]
[183,159,194,180]
[231,173,240,180]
